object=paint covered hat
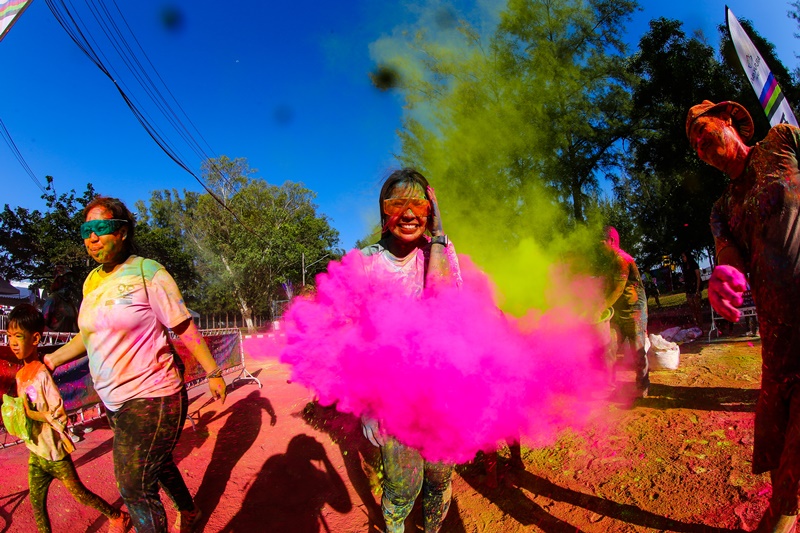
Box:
[685,100,754,142]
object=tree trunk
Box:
[571,180,585,223]
[219,255,256,332]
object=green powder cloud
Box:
[370,1,607,316]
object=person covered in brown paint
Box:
[687,99,800,533]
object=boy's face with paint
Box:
[84,206,127,265]
[688,114,741,176]
[384,182,429,244]
[7,322,40,363]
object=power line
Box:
[43,0,263,239]
[0,117,46,194]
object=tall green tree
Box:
[369,0,638,313]
[620,17,800,270]
[493,0,637,223]
[376,0,636,224]
[147,156,341,329]
[134,191,200,307]
[0,177,96,302]
[619,18,735,269]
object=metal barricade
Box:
[1,328,260,447]
[708,290,758,341]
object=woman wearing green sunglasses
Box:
[45,196,225,533]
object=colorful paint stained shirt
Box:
[16,361,72,461]
[710,124,800,327]
[612,254,647,323]
[79,255,190,411]
[360,238,462,297]
[598,245,646,324]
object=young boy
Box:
[7,304,129,533]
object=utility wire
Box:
[0,117,46,194]
[43,0,262,239]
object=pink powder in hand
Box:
[279,250,607,463]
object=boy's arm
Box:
[43,333,86,371]
[20,369,66,430]
[21,396,49,424]
[40,368,69,430]
[21,394,63,430]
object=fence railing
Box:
[1,328,260,448]
[0,311,273,333]
[195,313,269,331]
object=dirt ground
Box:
[0,313,769,532]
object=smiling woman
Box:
[82,207,131,265]
[358,168,462,533]
[44,195,227,533]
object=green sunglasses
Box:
[80,219,128,239]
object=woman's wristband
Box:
[206,367,224,379]
[430,235,448,246]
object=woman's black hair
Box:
[378,168,431,239]
[82,196,137,257]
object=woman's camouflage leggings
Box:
[380,437,453,533]
[106,388,194,533]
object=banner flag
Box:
[0,0,33,42]
[726,6,799,127]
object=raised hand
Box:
[427,186,444,237]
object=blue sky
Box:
[1,0,798,251]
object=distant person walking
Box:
[681,251,703,330]
[643,272,661,309]
[42,269,78,333]
[602,226,649,398]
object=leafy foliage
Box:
[619,17,800,270]
[379,0,637,225]
[141,156,341,324]
[0,177,96,302]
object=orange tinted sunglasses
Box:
[383,198,431,217]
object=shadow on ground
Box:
[459,462,747,533]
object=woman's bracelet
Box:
[206,367,224,379]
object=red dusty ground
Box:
[0,334,769,532]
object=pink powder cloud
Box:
[276,250,608,463]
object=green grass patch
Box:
[649,289,707,309]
